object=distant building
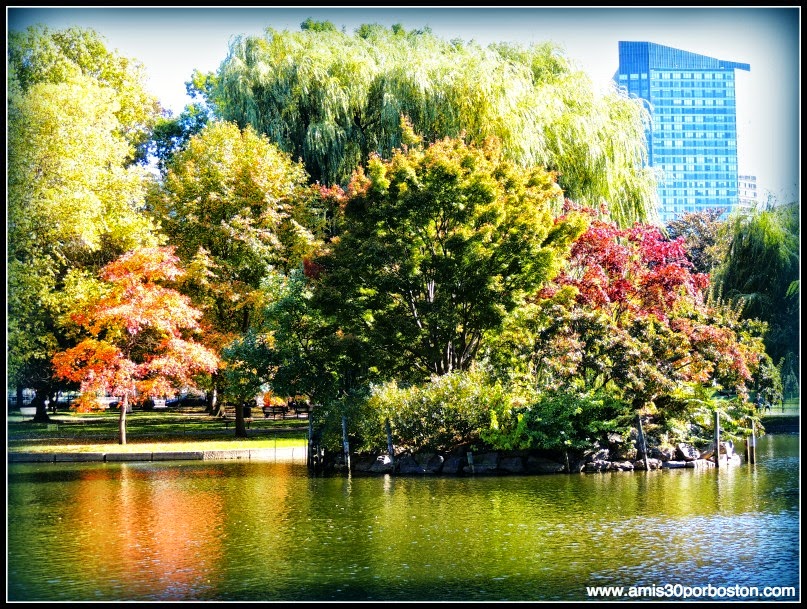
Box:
[737,174,758,215]
[614,41,750,223]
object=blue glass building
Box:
[615,41,750,223]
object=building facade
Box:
[614,41,750,223]
[737,174,758,215]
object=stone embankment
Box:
[336,440,744,476]
[8,447,307,464]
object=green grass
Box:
[7,406,309,453]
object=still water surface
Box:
[7,435,800,601]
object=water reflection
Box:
[7,435,800,601]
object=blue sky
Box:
[7,6,800,203]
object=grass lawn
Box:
[7,406,309,454]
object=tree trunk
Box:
[208,383,225,418]
[119,394,128,445]
[31,390,51,424]
[235,401,248,438]
[205,387,216,414]
[211,391,226,418]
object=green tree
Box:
[204,22,657,225]
[313,128,586,384]
[711,202,800,386]
[8,75,159,422]
[147,120,315,420]
[139,103,210,172]
[222,268,346,411]
[8,24,161,163]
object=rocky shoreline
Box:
[324,439,745,476]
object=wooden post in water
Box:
[747,419,756,464]
[636,414,650,471]
[341,415,351,472]
[385,418,395,470]
[307,418,313,468]
[714,410,721,469]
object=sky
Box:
[7,6,801,203]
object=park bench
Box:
[262,405,288,419]
[290,401,311,418]
[19,406,37,420]
[222,405,253,429]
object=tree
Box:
[711,202,800,384]
[7,73,159,422]
[665,207,729,275]
[138,103,209,172]
[487,205,776,447]
[8,24,161,163]
[147,121,315,416]
[204,23,657,225]
[313,127,586,384]
[52,247,220,444]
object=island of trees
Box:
[8,22,799,466]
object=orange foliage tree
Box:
[52,247,220,444]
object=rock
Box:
[467,452,499,474]
[397,453,427,474]
[662,460,688,468]
[675,443,700,461]
[611,446,638,461]
[368,454,394,473]
[633,458,661,470]
[649,446,676,461]
[700,440,735,461]
[414,452,444,474]
[498,456,525,474]
[584,460,610,472]
[441,454,466,475]
[525,456,567,474]
[352,455,379,472]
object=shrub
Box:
[482,387,634,451]
[366,368,505,453]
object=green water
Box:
[7,434,800,601]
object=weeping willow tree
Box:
[205,21,658,226]
[711,202,800,386]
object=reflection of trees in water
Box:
[70,464,227,598]
[10,452,799,600]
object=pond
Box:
[7,434,800,602]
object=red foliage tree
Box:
[52,247,220,444]
[529,202,768,408]
[556,203,710,324]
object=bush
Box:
[366,369,505,453]
[482,388,634,452]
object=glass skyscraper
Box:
[615,41,750,223]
